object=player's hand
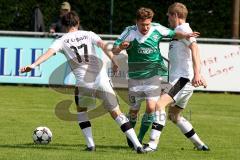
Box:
[19,66,34,73]
[192,75,207,88]
[202,78,207,88]
[119,41,130,50]
[186,32,200,38]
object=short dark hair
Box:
[136,7,154,20]
[61,11,80,27]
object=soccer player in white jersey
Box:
[20,11,145,153]
[112,7,199,148]
[143,3,210,152]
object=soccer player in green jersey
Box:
[112,7,199,147]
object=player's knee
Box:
[127,110,138,121]
[109,106,122,119]
[168,113,178,124]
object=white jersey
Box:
[168,23,196,83]
[50,30,108,87]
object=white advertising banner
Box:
[1,36,239,92]
[198,44,240,92]
[107,41,240,92]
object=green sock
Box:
[138,113,155,143]
[127,113,137,128]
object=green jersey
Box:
[114,23,176,79]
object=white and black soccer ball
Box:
[32,126,52,144]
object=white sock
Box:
[81,127,95,148]
[176,117,204,147]
[190,134,204,148]
[125,128,142,149]
[78,112,95,148]
[149,110,166,149]
[115,114,142,149]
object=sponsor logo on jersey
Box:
[138,47,157,54]
[152,35,159,41]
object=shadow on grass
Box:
[0,143,131,152]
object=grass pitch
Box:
[0,85,239,160]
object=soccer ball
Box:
[32,126,52,144]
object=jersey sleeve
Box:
[49,38,63,53]
[181,37,196,46]
[176,25,196,46]
[154,23,176,38]
[113,26,132,47]
[89,31,102,45]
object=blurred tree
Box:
[0,0,233,38]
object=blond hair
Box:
[136,7,154,20]
[168,2,188,20]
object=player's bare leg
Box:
[168,106,210,151]
[144,94,173,152]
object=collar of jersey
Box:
[136,25,154,43]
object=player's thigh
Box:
[144,75,162,98]
[173,82,193,109]
[96,80,119,112]
[144,76,162,112]
[128,76,161,111]
[75,87,96,112]
[167,77,193,109]
[128,78,145,110]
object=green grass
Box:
[0,85,239,160]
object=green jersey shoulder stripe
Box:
[114,25,137,46]
[121,25,137,40]
[152,22,176,38]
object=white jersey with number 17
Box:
[50,30,108,87]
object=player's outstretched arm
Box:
[112,41,130,55]
[19,48,56,73]
[97,40,119,75]
[175,31,200,39]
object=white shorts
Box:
[75,79,119,112]
[128,75,162,110]
[165,77,194,109]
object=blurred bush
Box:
[0,0,232,38]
